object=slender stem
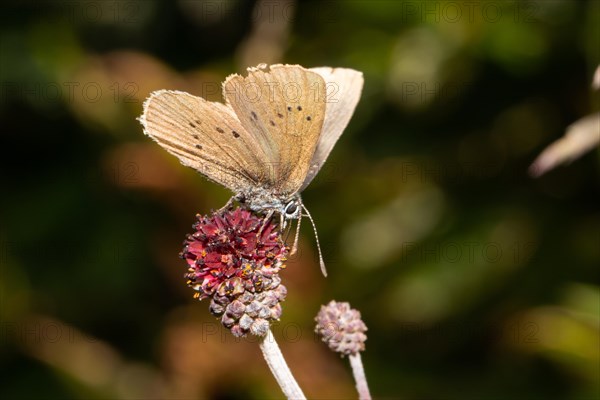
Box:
[349,353,371,400]
[259,329,306,400]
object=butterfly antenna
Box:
[301,204,327,277]
[290,207,302,256]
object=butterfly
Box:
[139,64,363,275]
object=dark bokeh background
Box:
[1,1,599,399]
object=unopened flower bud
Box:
[315,301,368,356]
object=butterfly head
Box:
[282,199,301,220]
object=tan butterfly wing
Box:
[300,67,363,190]
[140,90,270,193]
[223,64,327,197]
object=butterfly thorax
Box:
[239,189,301,220]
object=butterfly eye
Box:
[284,201,298,217]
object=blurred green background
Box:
[1,1,599,399]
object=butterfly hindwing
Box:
[300,67,364,191]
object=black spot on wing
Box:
[216,127,224,133]
[232,130,240,138]
[251,111,257,120]
[195,144,203,150]
[306,116,312,121]
[297,105,302,111]
[269,120,275,126]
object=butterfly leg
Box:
[290,208,302,256]
[216,196,236,213]
[256,209,275,238]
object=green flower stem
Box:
[349,353,371,400]
[259,329,306,400]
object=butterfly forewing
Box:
[223,64,327,197]
[140,90,270,192]
[301,67,364,190]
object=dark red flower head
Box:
[180,207,289,337]
[181,208,287,300]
